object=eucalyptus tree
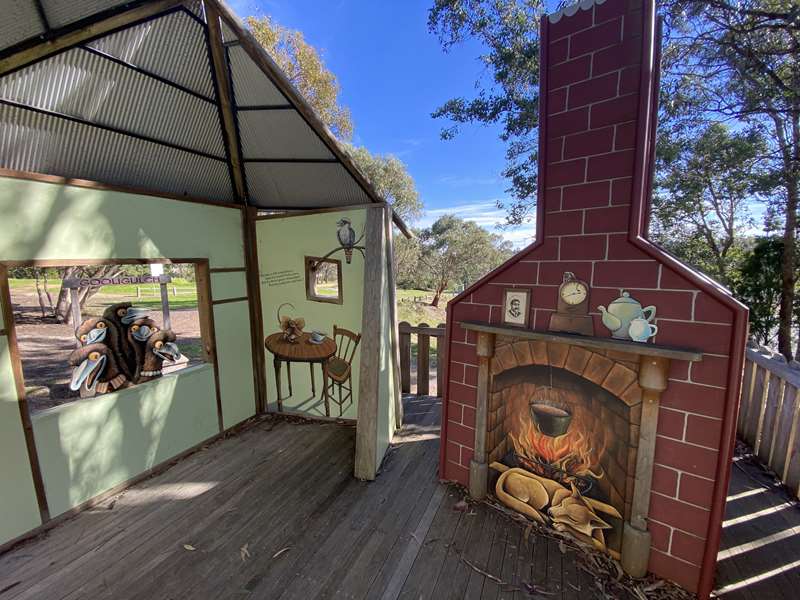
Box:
[660,0,799,358]
[247,16,422,221]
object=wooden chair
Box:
[324,326,361,417]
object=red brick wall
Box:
[440,0,747,595]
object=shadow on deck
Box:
[0,396,603,599]
[714,453,800,598]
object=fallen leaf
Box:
[240,543,251,562]
[183,544,196,551]
[453,500,469,512]
[272,547,290,559]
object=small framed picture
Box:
[502,288,531,327]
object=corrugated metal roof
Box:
[0,47,226,157]
[0,101,235,201]
[40,0,131,29]
[245,162,371,208]
[239,109,334,160]
[87,10,215,99]
[227,44,288,107]
[1,1,45,50]
[41,0,130,29]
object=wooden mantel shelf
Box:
[458,320,703,362]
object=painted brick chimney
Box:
[440,1,749,598]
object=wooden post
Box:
[242,208,267,414]
[69,287,81,344]
[399,322,411,394]
[355,206,386,480]
[469,331,495,499]
[621,355,670,578]
[195,262,224,432]
[0,264,50,523]
[417,322,430,396]
[436,323,446,398]
[384,208,403,430]
[159,282,171,330]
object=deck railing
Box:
[738,346,800,496]
[399,322,445,397]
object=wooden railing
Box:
[738,346,800,496]
[399,322,445,397]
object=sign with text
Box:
[63,275,172,289]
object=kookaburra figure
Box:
[337,218,357,263]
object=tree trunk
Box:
[34,271,47,318]
[777,175,798,360]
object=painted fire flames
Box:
[492,390,623,559]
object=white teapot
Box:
[628,317,658,342]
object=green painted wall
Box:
[0,332,42,542]
[33,365,218,517]
[376,243,397,466]
[256,211,366,419]
[0,175,258,537]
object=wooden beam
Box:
[469,332,495,500]
[242,208,267,414]
[0,168,244,211]
[195,261,224,432]
[355,206,386,480]
[0,0,184,76]
[384,208,403,430]
[0,264,50,522]
[204,2,248,203]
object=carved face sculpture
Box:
[76,317,111,346]
[128,317,159,343]
[68,343,127,398]
[137,330,182,383]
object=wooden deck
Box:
[714,453,800,598]
[0,394,601,600]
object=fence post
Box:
[399,321,411,394]
[436,322,446,398]
[418,322,430,396]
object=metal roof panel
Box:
[245,162,370,208]
[41,0,131,28]
[227,44,287,107]
[0,47,226,157]
[1,1,45,50]
[0,102,234,201]
[239,109,334,160]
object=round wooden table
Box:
[264,332,337,414]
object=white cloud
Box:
[419,201,534,248]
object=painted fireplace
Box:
[439,1,749,598]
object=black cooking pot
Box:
[529,403,572,437]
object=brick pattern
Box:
[442,1,738,593]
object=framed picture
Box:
[502,288,531,327]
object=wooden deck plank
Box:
[715,456,800,599]
[480,510,508,600]
[463,504,500,600]
[429,498,482,599]
[396,489,464,600]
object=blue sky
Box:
[228,0,535,246]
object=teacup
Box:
[628,317,657,342]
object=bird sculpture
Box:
[336,218,357,263]
[68,343,129,398]
[102,302,150,378]
[137,330,181,383]
[69,304,180,397]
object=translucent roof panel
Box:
[87,10,215,100]
[245,162,371,208]
[0,47,226,157]
[0,102,235,201]
[239,109,334,160]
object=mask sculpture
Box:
[69,304,180,397]
[597,291,657,341]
